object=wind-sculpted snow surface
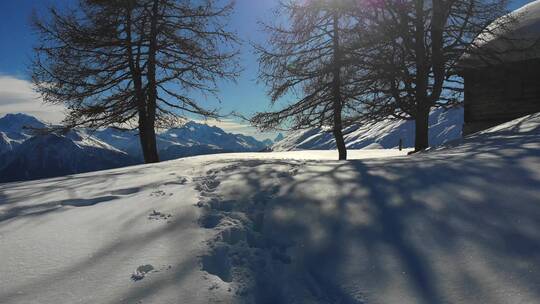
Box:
[0,113,539,303]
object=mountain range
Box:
[0,108,464,183]
[0,113,270,183]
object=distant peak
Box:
[0,112,46,129]
[0,112,44,123]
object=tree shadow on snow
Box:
[199,127,540,303]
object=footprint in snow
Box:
[131,264,172,281]
[148,210,173,222]
[195,178,220,193]
[163,176,188,186]
[131,264,154,281]
[150,190,173,197]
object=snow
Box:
[0,130,137,183]
[479,111,540,134]
[0,132,14,154]
[0,113,45,138]
[459,0,540,66]
[67,129,128,154]
[1,113,539,303]
[0,113,270,182]
[273,107,463,151]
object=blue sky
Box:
[0,0,281,139]
[0,0,533,139]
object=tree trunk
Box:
[138,114,160,163]
[333,127,347,160]
[125,4,159,163]
[414,104,430,151]
[413,0,430,152]
[332,10,347,160]
[138,0,161,164]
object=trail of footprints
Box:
[195,163,302,296]
[130,176,188,282]
[145,176,190,222]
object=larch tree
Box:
[348,0,511,151]
[251,0,364,160]
[31,0,239,163]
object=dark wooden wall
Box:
[463,59,540,135]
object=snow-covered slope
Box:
[1,112,538,304]
[273,107,463,151]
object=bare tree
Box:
[348,0,511,151]
[251,0,364,160]
[31,0,239,163]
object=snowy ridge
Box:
[0,112,538,303]
[273,107,464,151]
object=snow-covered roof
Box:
[459,0,540,68]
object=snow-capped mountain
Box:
[274,133,285,142]
[0,113,270,183]
[0,113,47,154]
[92,127,140,154]
[0,114,49,159]
[93,121,269,161]
[0,128,137,183]
[160,121,267,154]
[0,113,46,140]
[261,138,274,147]
[273,107,464,151]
